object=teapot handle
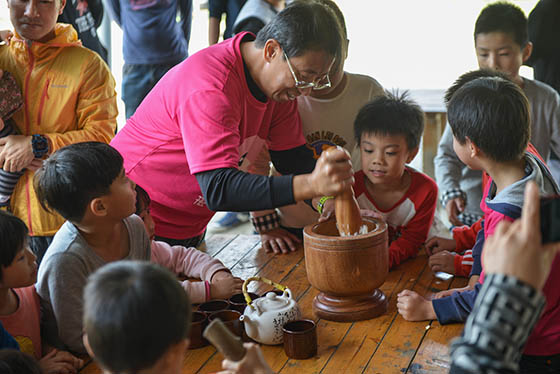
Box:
[242,276,288,309]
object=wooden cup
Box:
[208,310,243,337]
[228,292,260,313]
[198,299,230,314]
[282,319,317,359]
[188,311,208,349]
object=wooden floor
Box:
[80,233,467,374]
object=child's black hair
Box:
[0,210,28,282]
[354,91,424,150]
[135,184,151,216]
[447,76,530,163]
[474,2,528,48]
[83,261,191,373]
[444,69,511,105]
[0,350,42,374]
[34,142,124,223]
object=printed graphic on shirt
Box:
[72,0,97,35]
[14,335,34,357]
[130,0,168,11]
[193,195,206,208]
[305,130,348,159]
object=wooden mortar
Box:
[303,217,388,322]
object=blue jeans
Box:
[122,62,179,119]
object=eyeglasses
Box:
[283,51,334,91]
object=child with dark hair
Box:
[34,142,151,354]
[135,185,243,303]
[350,92,438,268]
[0,210,83,373]
[0,350,42,374]
[83,261,191,374]
[435,1,560,228]
[397,75,560,373]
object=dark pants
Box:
[520,353,560,374]
[154,230,206,248]
[122,62,179,119]
[30,236,54,265]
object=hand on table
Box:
[210,271,243,299]
[39,349,83,374]
[218,343,274,374]
[0,135,34,172]
[425,236,456,256]
[396,290,436,321]
[446,197,465,227]
[483,181,560,290]
[260,228,301,254]
[429,250,456,274]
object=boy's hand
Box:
[428,250,456,274]
[483,182,560,290]
[39,349,83,374]
[396,290,436,321]
[446,197,465,227]
[260,228,301,254]
[210,272,243,300]
[433,284,474,299]
[218,343,274,374]
[425,236,456,256]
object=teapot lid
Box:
[254,291,290,311]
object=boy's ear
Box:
[264,39,281,63]
[466,137,480,158]
[522,41,533,64]
[89,197,107,217]
[406,147,419,163]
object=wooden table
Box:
[80,233,467,374]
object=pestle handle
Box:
[203,319,246,362]
[334,187,363,236]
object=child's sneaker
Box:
[213,212,250,231]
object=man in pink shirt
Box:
[111,1,351,247]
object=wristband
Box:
[251,211,280,234]
[31,134,49,158]
[205,281,211,301]
[316,196,333,214]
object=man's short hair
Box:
[447,76,530,162]
[354,91,425,150]
[0,211,28,282]
[83,261,191,373]
[474,2,529,48]
[34,142,123,223]
[255,0,343,61]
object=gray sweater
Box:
[36,215,151,354]
[435,77,560,220]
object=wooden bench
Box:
[80,233,466,374]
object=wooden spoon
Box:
[334,186,363,236]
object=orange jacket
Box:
[0,24,117,236]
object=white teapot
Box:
[239,277,301,345]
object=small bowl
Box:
[229,292,260,313]
[198,299,230,314]
[208,310,243,337]
[188,311,208,349]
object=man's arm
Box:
[177,0,193,45]
[102,0,122,26]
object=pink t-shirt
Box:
[0,286,42,359]
[111,33,305,239]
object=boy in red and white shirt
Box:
[350,93,438,269]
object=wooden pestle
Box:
[334,186,363,236]
[203,319,246,362]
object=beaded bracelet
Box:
[317,196,334,214]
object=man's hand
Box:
[0,135,34,172]
[396,290,436,321]
[446,197,465,227]
[483,182,560,290]
[260,228,301,254]
[429,250,456,274]
[425,236,456,256]
[295,146,354,201]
